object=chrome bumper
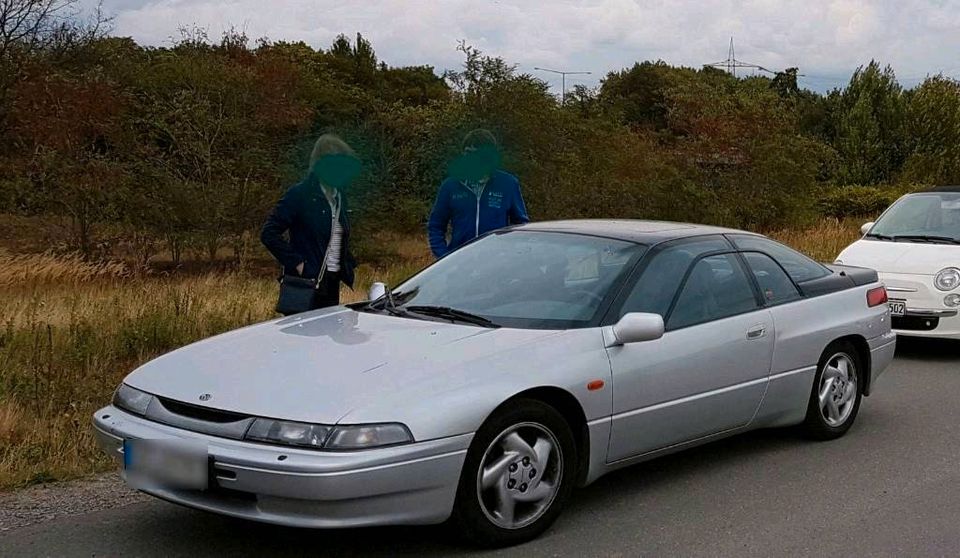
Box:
[92,406,470,528]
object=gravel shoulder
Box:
[0,473,147,533]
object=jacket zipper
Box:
[475,182,486,237]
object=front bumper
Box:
[882,272,960,339]
[93,406,471,528]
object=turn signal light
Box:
[866,286,888,308]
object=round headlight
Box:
[945,294,960,308]
[935,268,960,291]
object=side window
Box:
[742,252,802,305]
[729,235,829,283]
[667,254,759,330]
[620,237,731,318]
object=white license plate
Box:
[888,300,906,317]
[123,438,208,490]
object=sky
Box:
[87,0,960,94]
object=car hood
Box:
[837,239,960,275]
[124,307,556,424]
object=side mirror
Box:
[609,312,664,346]
[368,282,387,301]
[860,222,875,236]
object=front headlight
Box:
[113,384,153,415]
[245,418,333,450]
[935,267,960,291]
[243,419,413,450]
[325,423,414,449]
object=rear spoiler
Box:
[798,264,880,298]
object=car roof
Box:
[513,219,758,244]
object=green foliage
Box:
[816,184,919,218]
[3,25,959,262]
[832,61,906,185]
[901,75,960,185]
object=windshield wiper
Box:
[364,290,415,317]
[405,305,500,328]
[865,232,896,241]
[890,235,960,245]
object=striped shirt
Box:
[323,187,342,273]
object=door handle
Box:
[746,325,766,339]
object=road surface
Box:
[2,337,958,557]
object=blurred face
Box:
[313,153,361,191]
[448,143,501,183]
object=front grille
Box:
[157,397,250,423]
[892,316,940,331]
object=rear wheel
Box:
[801,341,863,440]
[450,399,577,547]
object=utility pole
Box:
[533,67,592,104]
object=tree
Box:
[0,0,109,119]
[832,61,906,184]
[901,75,960,185]
[770,68,799,98]
[7,68,128,254]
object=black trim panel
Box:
[797,264,878,298]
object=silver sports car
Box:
[93,220,896,547]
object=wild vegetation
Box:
[2,3,957,258]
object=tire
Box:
[801,340,863,440]
[449,398,578,548]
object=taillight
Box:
[867,286,888,307]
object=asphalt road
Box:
[2,337,959,557]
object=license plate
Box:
[123,438,208,491]
[888,300,906,317]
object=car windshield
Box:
[869,192,960,242]
[390,231,644,329]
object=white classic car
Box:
[837,186,960,339]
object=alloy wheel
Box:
[818,352,858,427]
[475,422,563,530]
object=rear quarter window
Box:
[728,235,830,283]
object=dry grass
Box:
[767,218,862,263]
[0,249,132,288]
[0,220,857,490]
[0,237,428,489]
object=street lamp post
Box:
[533,67,592,104]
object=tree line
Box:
[1,1,957,264]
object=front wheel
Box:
[449,399,577,547]
[801,341,863,440]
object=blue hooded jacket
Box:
[427,170,529,258]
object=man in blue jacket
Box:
[428,129,529,258]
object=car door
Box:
[606,248,774,463]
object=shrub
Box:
[815,184,922,219]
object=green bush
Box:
[816,184,923,218]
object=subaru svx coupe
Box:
[94,220,896,547]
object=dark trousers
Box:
[311,271,341,310]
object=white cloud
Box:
[97,0,960,92]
